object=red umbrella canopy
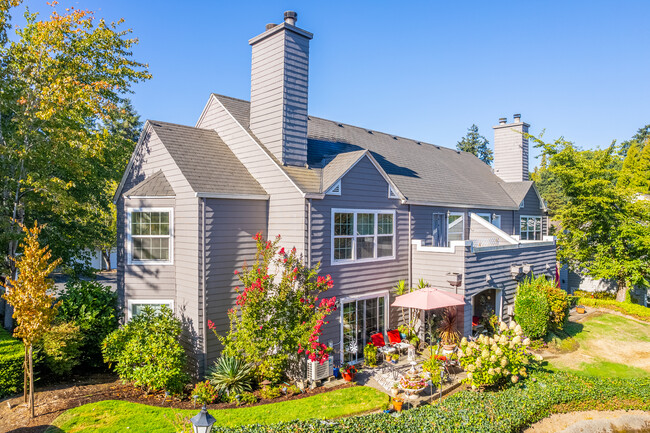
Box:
[391,287,465,310]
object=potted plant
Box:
[390,382,399,397]
[392,396,404,412]
[391,353,399,364]
[341,363,357,382]
[438,308,461,351]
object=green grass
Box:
[547,313,650,379]
[47,386,389,433]
[578,297,650,321]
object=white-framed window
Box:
[127,299,174,320]
[477,212,502,229]
[127,208,173,265]
[332,209,395,264]
[448,212,464,243]
[520,216,542,240]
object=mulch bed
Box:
[0,372,354,433]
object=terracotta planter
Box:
[443,344,457,352]
[393,400,403,412]
[342,371,355,382]
[576,307,586,314]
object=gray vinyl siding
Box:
[309,156,408,360]
[117,128,201,373]
[249,27,309,167]
[202,198,268,369]
[463,243,557,336]
[196,95,306,257]
[493,123,529,182]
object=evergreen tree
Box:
[457,124,493,165]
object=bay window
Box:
[332,209,395,263]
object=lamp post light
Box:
[190,405,216,433]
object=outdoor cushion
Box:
[472,316,480,327]
[370,333,386,347]
[387,329,402,345]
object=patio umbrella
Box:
[391,287,466,344]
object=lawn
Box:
[46,386,388,433]
[546,312,650,378]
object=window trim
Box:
[127,207,174,266]
[519,215,543,241]
[388,185,399,199]
[326,180,341,196]
[448,211,465,243]
[339,290,390,364]
[331,208,396,265]
[127,299,174,321]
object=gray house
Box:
[114,11,556,373]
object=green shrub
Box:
[0,328,24,397]
[285,384,301,395]
[578,297,650,321]
[41,322,83,376]
[57,279,119,368]
[210,372,650,433]
[573,290,616,300]
[192,380,219,404]
[514,278,550,339]
[544,284,570,331]
[458,321,540,389]
[207,356,254,397]
[102,305,188,393]
[259,386,282,400]
[363,343,378,367]
[236,391,258,406]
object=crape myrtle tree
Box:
[0,1,149,324]
[1,223,61,417]
[532,133,650,302]
[215,233,337,383]
[457,124,493,165]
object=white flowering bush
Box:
[458,320,542,389]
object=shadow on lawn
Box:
[6,427,63,433]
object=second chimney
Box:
[249,11,313,167]
[493,115,530,182]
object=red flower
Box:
[234,270,239,275]
[292,267,298,273]
[278,247,285,255]
[208,320,216,330]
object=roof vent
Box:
[513,113,521,123]
[337,123,343,127]
[284,11,297,26]
[367,130,373,134]
[499,117,507,125]
[393,136,398,140]
[265,23,277,30]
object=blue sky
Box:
[17,1,650,167]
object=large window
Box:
[332,210,395,263]
[520,216,542,240]
[128,208,173,264]
[341,295,387,363]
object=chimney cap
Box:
[513,113,521,122]
[499,117,507,125]
[265,23,277,30]
[284,10,298,25]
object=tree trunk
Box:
[23,346,28,404]
[29,344,34,418]
[615,279,627,302]
[102,249,111,271]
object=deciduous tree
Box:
[1,222,61,417]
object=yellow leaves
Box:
[1,222,62,346]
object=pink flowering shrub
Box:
[214,233,336,383]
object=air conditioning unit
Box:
[307,358,333,382]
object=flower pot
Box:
[390,388,399,397]
[576,306,586,314]
[342,372,355,382]
[443,344,456,352]
[393,400,403,412]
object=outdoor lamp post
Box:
[190,405,216,433]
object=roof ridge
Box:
[148,119,212,131]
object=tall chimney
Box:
[249,11,313,167]
[493,115,530,182]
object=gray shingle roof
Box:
[499,181,534,207]
[212,94,520,209]
[125,170,175,197]
[321,150,367,192]
[148,120,267,196]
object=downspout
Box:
[201,197,207,375]
[307,198,312,267]
[407,204,412,291]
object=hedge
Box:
[578,298,650,322]
[212,372,650,433]
[0,327,24,398]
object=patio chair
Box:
[387,329,411,354]
[370,333,396,362]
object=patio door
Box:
[341,294,387,364]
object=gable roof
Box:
[124,170,175,197]
[148,120,267,197]
[211,94,520,209]
[499,181,534,206]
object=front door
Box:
[341,295,386,364]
